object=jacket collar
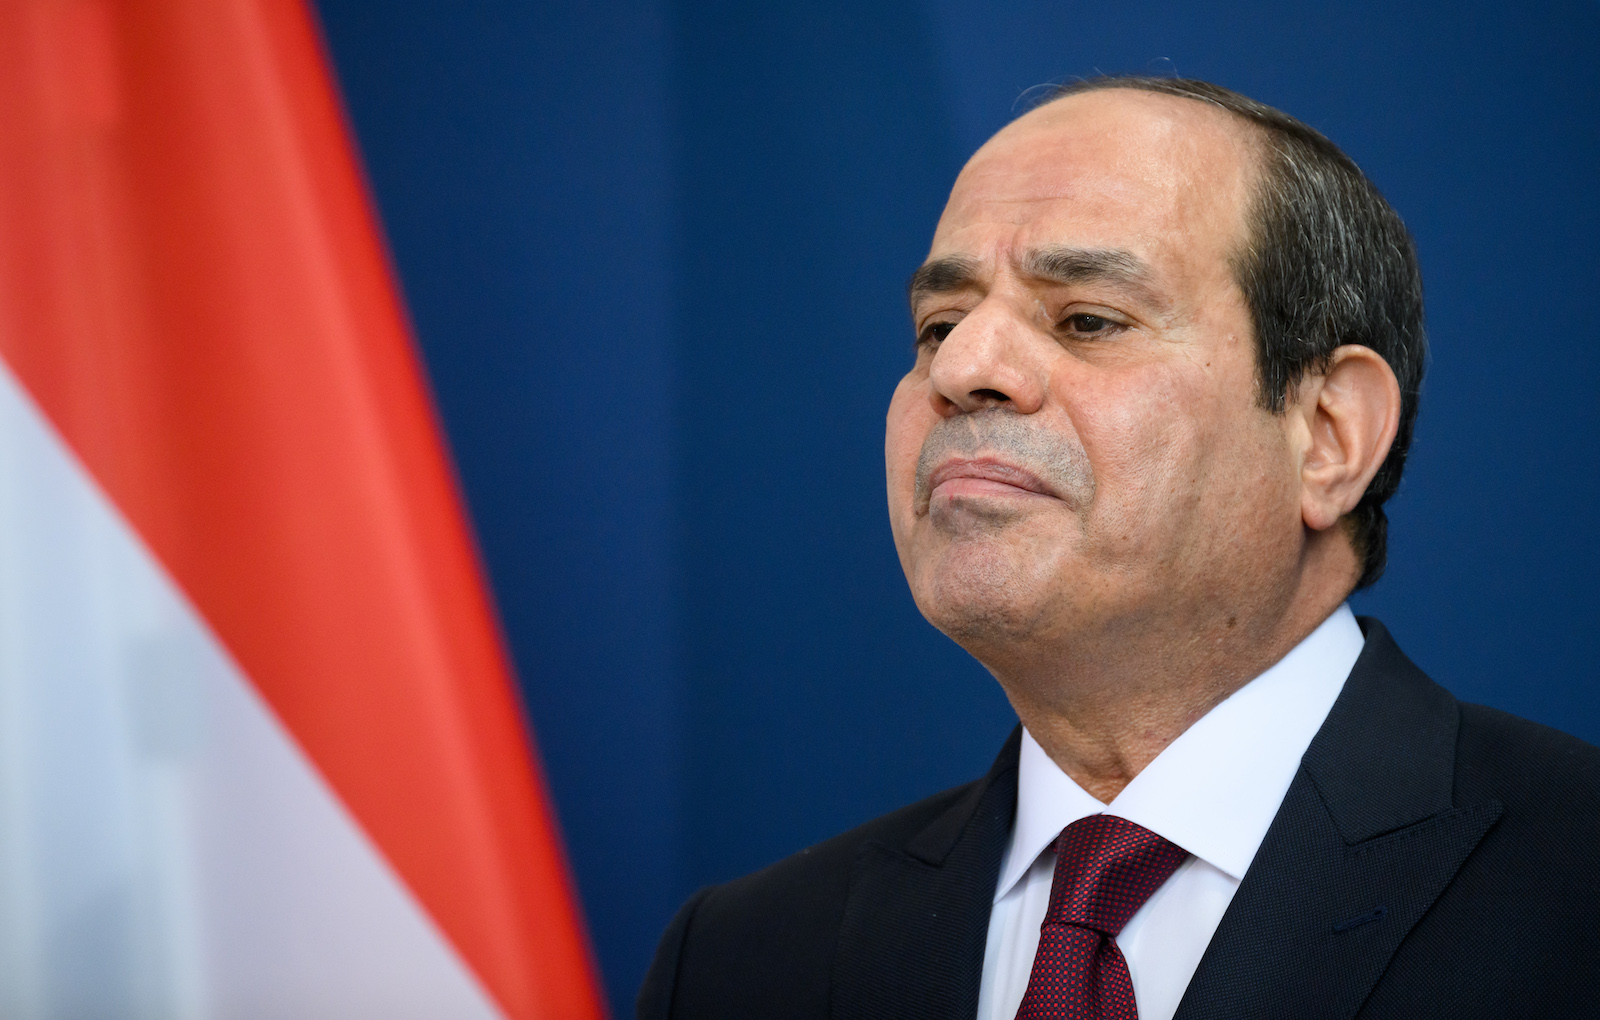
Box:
[830,727,1020,1020]
[828,620,1503,1020]
[1173,618,1502,1020]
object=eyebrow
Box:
[907,245,1167,311]
[1022,245,1155,291]
[907,255,982,303]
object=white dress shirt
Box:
[976,605,1365,1020]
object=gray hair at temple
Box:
[1041,76,1427,590]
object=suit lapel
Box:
[1173,620,1503,1020]
[830,728,1019,1020]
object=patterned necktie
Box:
[1013,814,1189,1020]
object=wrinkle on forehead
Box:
[937,89,1260,245]
[924,90,1261,316]
[910,245,1172,318]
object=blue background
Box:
[310,1,1600,1012]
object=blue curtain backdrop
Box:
[312,1,1600,1011]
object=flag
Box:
[0,1,606,1017]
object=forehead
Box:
[930,90,1260,280]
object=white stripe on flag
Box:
[0,357,503,1019]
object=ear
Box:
[1293,345,1402,532]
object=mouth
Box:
[924,457,1058,505]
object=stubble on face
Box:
[912,408,1095,528]
[903,407,1105,651]
[888,90,1280,667]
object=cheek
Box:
[1066,357,1297,569]
[884,375,932,528]
[1056,363,1204,536]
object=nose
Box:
[926,299,1045,417]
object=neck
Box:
[987,541,1355,803]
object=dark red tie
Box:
[1013,814,1189,1020]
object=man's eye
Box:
[917,322,956,347]
[1061,313,1116,335]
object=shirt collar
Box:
[994,604,1365,902]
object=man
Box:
[638,77,1600,1019]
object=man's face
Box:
[886,90,1308,668]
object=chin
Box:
[911,537,1060,652]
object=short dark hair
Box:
[1043,76,1426,590]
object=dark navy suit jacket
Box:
[639,620,1600,1019]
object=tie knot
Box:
[1044,814,1188,937]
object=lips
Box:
[925,457,1057,501]
[910,409,1094,517]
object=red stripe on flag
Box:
[0,2,606,1017]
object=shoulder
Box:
[635,778,986,1020]
[1344,618,1600,829]
[1400,701,1600,1003]
[1454,700,1600,839]
[702,776,982,924]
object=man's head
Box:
[886,78,1421,686]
